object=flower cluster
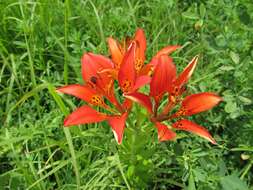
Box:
[57,29,222,144]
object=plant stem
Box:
[240,160,253,180]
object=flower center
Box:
[122,79,132,92]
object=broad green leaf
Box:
[218,65,235,71]
[193,168,206,182]
[127,165,135,178]
[224,101,237,113]
[220,173,248,190]
[230,51,240,64]
[188,172,196,190]
[215,35,226,47]
[199,3,206,18]
[238,96,252,105]
[182,11,199,20]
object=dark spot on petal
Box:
[90,76,97,84]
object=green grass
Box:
[1,0,253,189]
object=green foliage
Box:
[0,0,253,189]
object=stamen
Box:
[122,79,132,92]
[148,66,154,76]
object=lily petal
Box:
[64,106,107,126]
[150,55,176,98]
[134,29,146,71]
[81,53,114,96]
[139,57,159,76]
[81,53,113,82]
[172,119,216,144]
[132,75,151,91]
[108,112,128,144]
[124,92,153,113]
[57,84,110,109]
[57,84,96,101]
[107,37,123,68]
[181,92,223,116]
[155,45,181,58]
[155,122,176,142]
[134,28,146,52]
[118,42,136,93]
[173,55,199,89]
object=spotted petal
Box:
[172,119,216,144]
[118,42,137,93]
[81,53,114,97]
[134,29,146,71]
[81,53,113,82]
[181,92,223,116]
[57,84,109,109]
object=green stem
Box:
[240,160,253,180]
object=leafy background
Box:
[0,0,252,189]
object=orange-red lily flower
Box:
[58,28,222,145]
[108,28,146,72]
[107,28,181,78]
[57,30,157,144]
[126,55,222,144]
[57,51,137,144]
